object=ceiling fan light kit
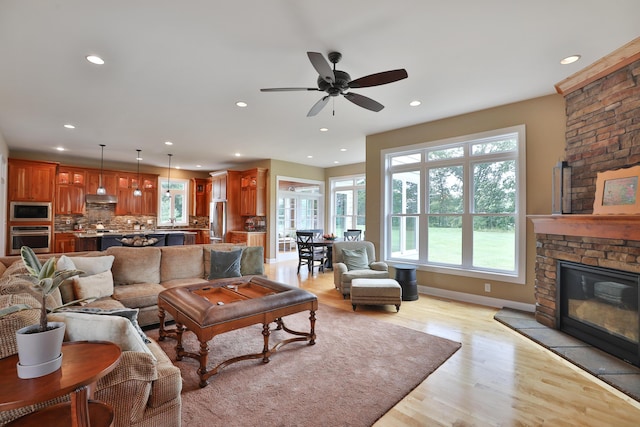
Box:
[261,51,407,117]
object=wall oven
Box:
[9,226,52,255]
[9,201,52,222]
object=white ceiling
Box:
[0,1,639,171]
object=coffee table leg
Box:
[262,323,271,363]
[175,323,185,361]
[309,310,316,345]
[197,340,209,388]
[70,385,90,427]
[158,307,166,341]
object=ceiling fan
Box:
[260,51,408,117]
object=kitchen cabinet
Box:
[211,172,227,201]
[191,178,211,217]
[227,231,266,258]
[239,168,267,216]
[115,173,158,215]
[86,170,118,196]
[77,236,98,252]
[56,167,86,214]
[54,233,77,253]
[196,229,209,244]
[8,159,57,202]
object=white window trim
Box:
[381,125,526,284]
[157,177,190,226]
[329,174,366,235]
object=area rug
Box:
[146,303,461,427]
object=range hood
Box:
[86,194,118,204]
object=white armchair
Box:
[332,241,389,298]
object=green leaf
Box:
[0,304,32,317]
[20,246,42,277]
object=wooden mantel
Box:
[529,214,640,241]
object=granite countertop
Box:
[58,229,203,238]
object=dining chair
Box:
[295,231,326,274]
[344,230,362,241]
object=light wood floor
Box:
[265,259,640,427]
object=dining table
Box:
[312,238,343,269]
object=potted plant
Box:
[14,246,82,378]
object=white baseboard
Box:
[418,285,535,312]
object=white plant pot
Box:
[15,321,65,379]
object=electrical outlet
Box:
[127,219,131,224]
[147,220,153,224]
[65,219,70,225]
[484,283,491,292]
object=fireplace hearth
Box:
[558,261,639,367]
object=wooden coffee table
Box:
[0,341,121,427]
[158,276,318,387]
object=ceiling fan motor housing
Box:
[317,70,351,95]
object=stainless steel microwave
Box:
[9,201,52,222]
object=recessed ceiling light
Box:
[165,141,173,146]
[334,161,340,164]
[86,55,105,65]
[560,55,581,65]
[307,155,313,159]
[176,166,181,170]
[236,101,248,107]
[196,165,202,168]
[235,153,241,157]
[409,100,421,107]
[63,124,75,129]
[340,148,347,152]
[319,128,328,132]
[55,147,65,151]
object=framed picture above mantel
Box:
[593,165,640,214]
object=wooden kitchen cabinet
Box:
[115,172,158,215]
[226,231,266,258]
[86,170,118,196]
[191,178,211,217]
[239,168,267,216]
[54,233,77,253]
[211,172,227,201]
[77,236,98,252]
[8,159,57,202]
[56,167,86,214]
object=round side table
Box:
[393,264,418,301]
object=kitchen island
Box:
[54,229,200,252]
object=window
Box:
[158,178,189,226]
[330,175,366,238]
[383,125,526,283]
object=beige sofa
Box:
[0,243,263,426]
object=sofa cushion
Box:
[112,282,165,309]
[202,243,245,278]
[342,269,390,283]
[0,268,62,309]
[72,270,114,301]
[159,245,204,282]
[240,246,264,276]
[208,249,242,279]
[161,277,210,289]
[342,247,370,271]
[66,255,115,276]
[107,247,162,285]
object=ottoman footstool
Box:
[351,278,402,312]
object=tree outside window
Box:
[158,178,189,226]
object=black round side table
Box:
[393,264,418,301]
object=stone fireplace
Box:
[530,38,640,364]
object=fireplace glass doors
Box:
[558,261,639,366]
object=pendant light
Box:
[96,144,106,195]
[165,154,173,198]
[133,149,142,197]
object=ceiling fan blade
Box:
[260,87,320,92]
[348,69,408,88]
[307,52,335,85]
[343,92,384,112]
[307,96,330,117]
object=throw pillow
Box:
[72,270,114,301]
[240,246,264,276]
[55,306,150,343]
[342,247,370,271]
[57,255,79,303]
[69,255,115,276]
[208,249,243,280]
